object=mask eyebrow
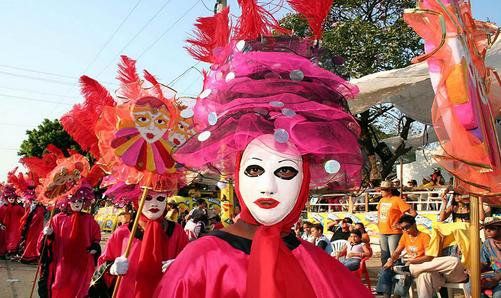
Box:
[250,157,263,161]
[278,159,300,166]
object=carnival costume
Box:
[35,153,101,298]
[89,184,188,298]
[8,171,46,263]
[0,184,24,258]
[71,58,191,298]
[156,1,371,297]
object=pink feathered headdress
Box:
[176,0,362,190]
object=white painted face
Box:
[69,199,83,212]
[7,197,15,204]
[142,192,167,220]
[238,134,303,226]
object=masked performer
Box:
[155,1,371,297]
[38,185,101,298]
[0,184,24,258]
[16,187,46,263]
[89,188,188,298]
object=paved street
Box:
[0,259,38,298]
[0,248,466,298]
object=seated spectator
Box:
[406,180,418,189]
[166,201,179,222]
[329,217,353,242]
[301,221,314,242]
[184,212,207,241]
[480,218,500,298]
[311,224,333,255]
[439,191,485,223]
[352,222,373,258]
[381,215,467,298]
[337,230,371,271]
[378,215,431,297]
[208,215,224,231]
[392,178,401,188]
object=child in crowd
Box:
[311,224,333,255]
[338,230,371,271]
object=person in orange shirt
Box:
[377,181,417,265]
[377,214,428,297]
[376,182,417,297]
[381,215,467,297]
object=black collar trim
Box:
[209,230,301,255]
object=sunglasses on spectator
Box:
[400,224,412,231]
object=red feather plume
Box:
[7,169,36,196]
[20,144,65,179]
[60,75,115,159]
[117,55,140,84]
[85,164,105,188]
[143,69,160,86]
[235,0,288,40]
[186,7,231,63]
[287,0,334,40]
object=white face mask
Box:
[7,197,15,204]
[238,135,303,226]
[142,192,167,220]
[69,200,83,212]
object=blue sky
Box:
[0,0,500,180]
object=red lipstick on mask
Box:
[149,208,160,213]
[254,198,279,209]
[146,133,155,139]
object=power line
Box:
[81,0,144,74]
[0,122,36,128]
[0,86,74,99]
[0,70,76,86]
[0,92,74,105]
[136,0,201,60]
[0,64,76,80]
[0,68,117,86]
[95,0,173,78]
[200,0,215,12]
[168,62,202,85]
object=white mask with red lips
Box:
[69,200,83,212]
[142,192,167,220]
[238,134,303,226]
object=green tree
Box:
[18,118,81,158]
[280,0,423,184]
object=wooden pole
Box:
[399,158,404,198]
[29,206,56,298]
[364,192,369,212]
[469,195,481,298]
[111,177,152,298]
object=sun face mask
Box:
[238,135,303,226]
[142,192,167,220]
[132,99,171,144]
[111,96,176,174]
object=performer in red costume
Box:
[0,184,24,259]
[38,185,101,298]
[155,1,371,297]
[89,188,188,298]
[16,187,46,263]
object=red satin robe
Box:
[97,220,188,298]
[39,212,101,298]
[0,203,25,254]
[18,205,45,262]
[155,231,373,298]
